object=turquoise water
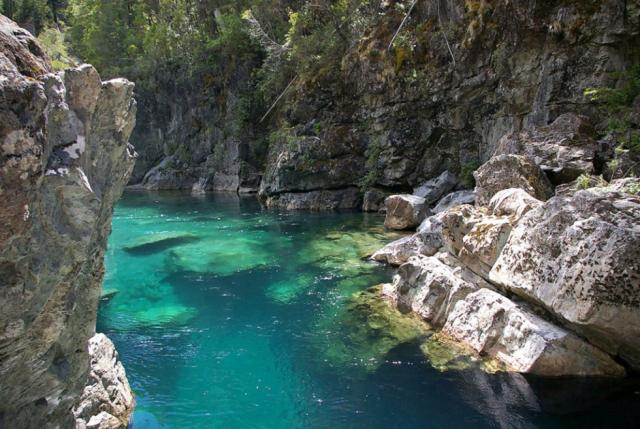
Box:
[99,192,640,429]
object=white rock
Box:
[489,189,640,370]
[371,233,439,266]
[433,190,475,213]
[384,194,429,230]
[489,188,542,221]
[443,289,625,376]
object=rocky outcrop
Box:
[384,254,624,376]
[494,113,600,184]
[0,16,135,428]
[474,155,554,206]
[413,171,458,204]
[374,147,638,375]
[74,334,134,429]
[371,233,438,266]
[250,0,639,210]
[490,188,640,370]
[443,289,625,376]
[262,187,361,210]
[433,190,475,213]
[384,194,429,230]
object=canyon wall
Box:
[0,16,135,428]
[130,0,639,210]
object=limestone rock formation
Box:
[370,234,439,266]
[494,113,599,184]
[443,289,625,377]
[74,334,134,429]
[474,155,554,206]
[490,188,640,370]
[488,188,543,221]
[413,171,458,205]
[384,195,429,230]
[374,147,637,376]
[0,16,136,428]
[433,190,475,213]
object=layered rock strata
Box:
[0,16,135,428]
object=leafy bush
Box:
[459,160,481,188]
[585,64,640,156]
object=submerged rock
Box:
[318,286,430,372]
[0,16,136,427]
[490,189,640,370]
[474,155,553,206]
[384,194,429,230]
[123,231,199,255]
[74,334,134,429]
[443,289,625,377]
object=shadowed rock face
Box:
[0,15,136,428]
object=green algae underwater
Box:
[98,192,640,429]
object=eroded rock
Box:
[0,16,136,428]
[495,113,599,184]
[488,188,543,221]
[474,155,553,206]
[74,334,134,429]
[443,289,625,377]
[371,233,439,266]
[490,189,640,370]
[384,194,429,230]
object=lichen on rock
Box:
[0,15,136,428]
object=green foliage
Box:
[358,139,383,190]
[37,25,76,70]
[1,0,53,33]
[585,64,640,156]
[459,160,481,188]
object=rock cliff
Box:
[375,156,639,376]
[0,16,135,428]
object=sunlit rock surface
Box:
[490,188,640,370]
[0,15,135,428]
[74,334,134,429]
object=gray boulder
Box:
[474,155,554,206]
[0,16,136,428]
[490,189,640,370]
[495,113,599,184]
[384,195,429,230]
[433,190,475,213]
[413,171,458,204]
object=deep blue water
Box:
[98,192,640,429]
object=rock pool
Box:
[99,192,640,429]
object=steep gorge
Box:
[131,0,640,210]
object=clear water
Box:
[99,192,640,429]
